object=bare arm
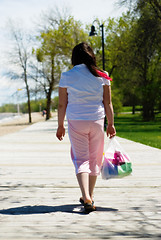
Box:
[56,87,68,141]
[103,85,116,138]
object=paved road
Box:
[0,117,161,239]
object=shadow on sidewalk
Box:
[0,204,118,215]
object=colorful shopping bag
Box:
[101,137,132,180]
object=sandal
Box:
[84,200,96,213]
[79,197,94,206]
[79,197,85,205]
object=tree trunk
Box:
[24,71,32,123]
[46,57,54,120]
[109,65,117,77]
[132,104,135,115]
[142,105,155,121]
[26,83,32,123]
[46,89,52,120]
[142,91,155,121]
[141,54,153,121]
[132,94,136,114]
[142,101,150,121]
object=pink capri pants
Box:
[68,119,104,176]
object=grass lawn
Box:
[114,113,161,149]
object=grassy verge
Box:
[114,113,161,149]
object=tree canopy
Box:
[5,3,161,121]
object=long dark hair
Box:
[71,42,103,77]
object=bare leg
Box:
[89,175,97,201]
[76,173,91,202]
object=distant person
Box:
[56,42,116,213]
[42,109,46,117]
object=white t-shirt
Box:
[59,64,111,120]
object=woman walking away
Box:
[56,42,116,213]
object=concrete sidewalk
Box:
[0,116,161,240]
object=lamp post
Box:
[89,22,107,129]
[89,22,105,70]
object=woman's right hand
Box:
[106,124,116,139]
[56,126,65,141]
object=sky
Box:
[0,0,128,106]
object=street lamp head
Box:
[89,25,97,36]
[89,21,105,70]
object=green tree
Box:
[103,14,140,114]
[0,104,17,113]
[52,96,59,111]
[105,4,161,120]
[134,8,161,119]
[116,0,161,120]
[119,0,161,19]
[33,13,88,120]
